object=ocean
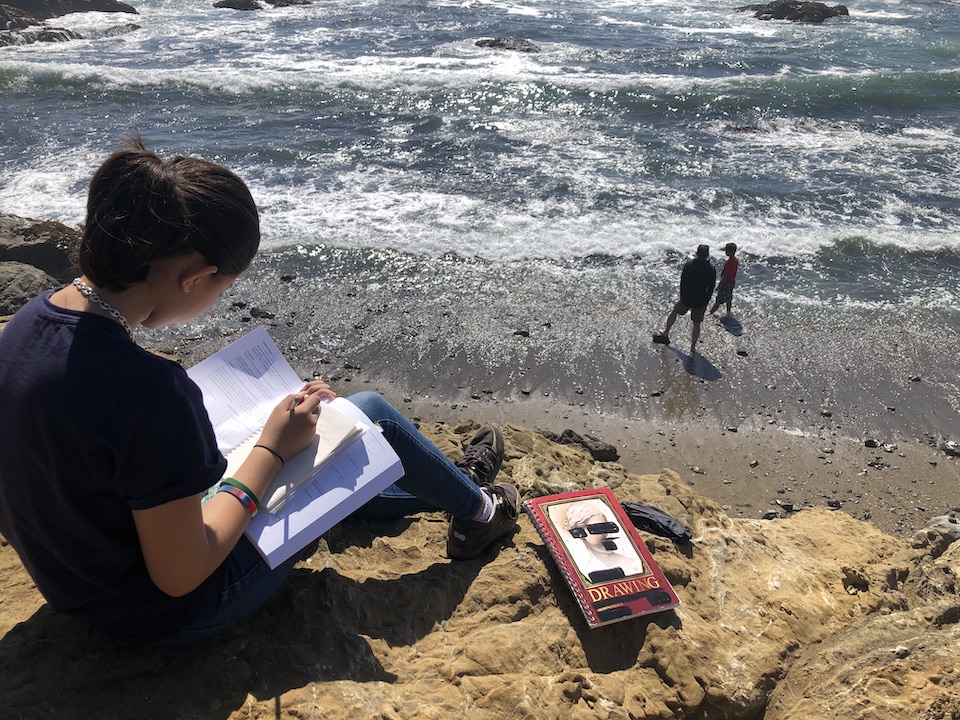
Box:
[1,0,958,345]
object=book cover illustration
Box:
[523,487,680,628]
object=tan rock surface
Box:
[0,422,957,719]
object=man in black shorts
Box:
[654,244,717,356]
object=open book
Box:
[187,327,404,568]
[523,488,680,628]
[224,403,365,513]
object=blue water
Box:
[1,0,958,314]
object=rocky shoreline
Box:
[2,422,959,719]
[3,211,959,541]
[3,212,960,717]
[0,0,850,48]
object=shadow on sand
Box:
[718,315,743,336]
[667,346,723,381]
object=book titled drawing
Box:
[187,327,404,568]
[523,487,680,628]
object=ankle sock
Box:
[470,492,495,523]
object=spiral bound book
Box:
[523,487,680,628]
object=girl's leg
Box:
[158,392,498,644]
[157,536,301,645]
[347,391,484,521]
[353,481,439,521]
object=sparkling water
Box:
[1,0,958,317]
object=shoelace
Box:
[458,444,497,477]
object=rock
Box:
[736,0,849,22]
[82,21,139,39]
[249,305,277,319]
[0,261,57,315]
[1,423,958,719]
[213,0,262,8]
[941,440,960,458]
[0,214,77,281]
[1,0,137,21]
[910,514,960,557]
[841,565,869,592]
[475,37,541,53]
[0,23,80,45]
[0,0,140,47]
[0,5,35,30]
[537,428,619,462]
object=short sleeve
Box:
[102,361,227,510]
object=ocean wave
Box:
[1,0,958,282]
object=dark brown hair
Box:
[78,137,260,291]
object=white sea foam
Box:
[243,161,957,261]
[1,0,958,275]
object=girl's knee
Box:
[347,390,391,418]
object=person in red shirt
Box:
[710,242,740,316]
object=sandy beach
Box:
[3,242,960,719]
[148,245,960,541]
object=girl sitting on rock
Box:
[0,137,517,645]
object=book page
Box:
[225,400,367,513]
[186,326,303,454]
[188,329,405,569]
[245,398,405,568]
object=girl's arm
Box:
[132,392,322,597]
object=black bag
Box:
[620,502,693,544]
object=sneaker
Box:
[446,483,520,560]
[455,424,504,487]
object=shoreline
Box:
[381,385,960,540]
[144,247,960,541]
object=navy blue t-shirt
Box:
[0,291,228,643]
[679,257,717,309]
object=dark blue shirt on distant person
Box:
[679,255,717,309]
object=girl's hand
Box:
[300,379,337,402]
[256,392,322,463]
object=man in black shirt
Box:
[654,244,717,356]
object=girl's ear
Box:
[178,253,219,292]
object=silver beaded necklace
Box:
[72,278,134,339]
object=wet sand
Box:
[148,246,960,540]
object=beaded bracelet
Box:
[253,444,285,467]
[220,477,262,510]
[218,485,258,518]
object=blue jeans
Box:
[162,391,484,644]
